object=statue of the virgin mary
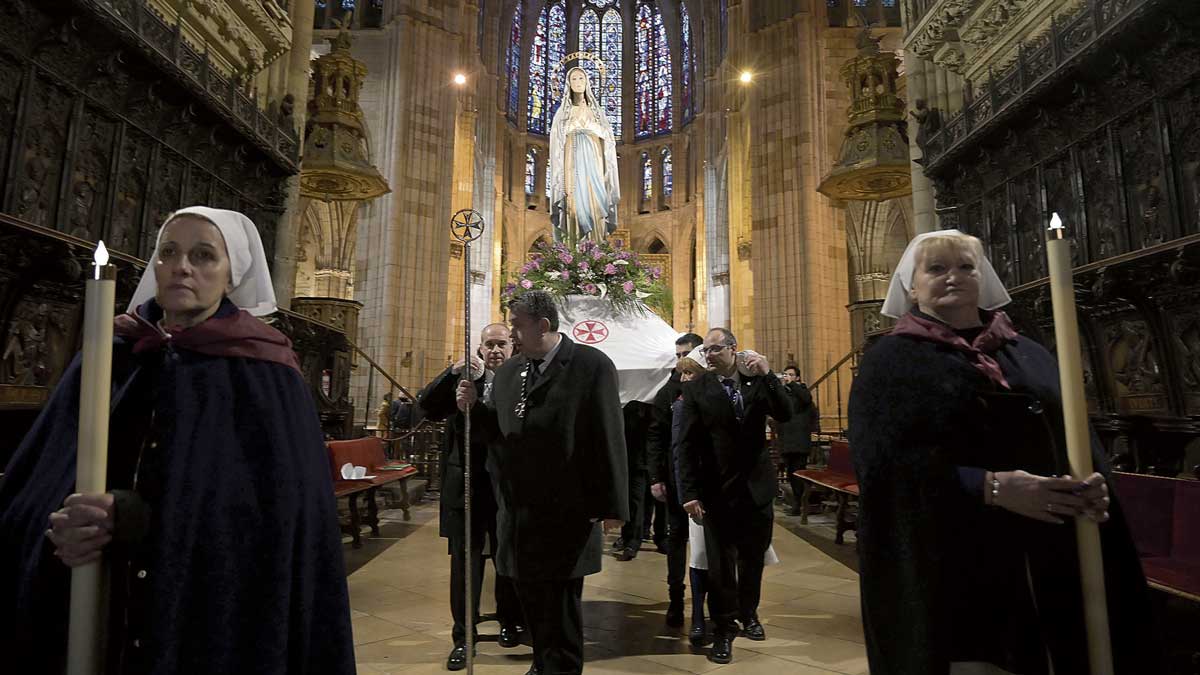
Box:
[549,66,620,249]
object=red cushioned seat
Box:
[1112,472,1200,601]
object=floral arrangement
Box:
[503,238,671,316]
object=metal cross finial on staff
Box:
[450,208,485,675]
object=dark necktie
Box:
[526,358,544,390]
[721,377,744,421]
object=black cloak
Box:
[0,300,356,675]
[848,327,1159,675]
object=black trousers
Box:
[449,523,521,644]
[664,483,688,591]
[620,469,648,547]
[518,576,585,675]
[783,454,809,507]
[702,501,774,637]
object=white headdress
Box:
[128,206,278,316]
[880,229,1011,319]
[548,67,620,208]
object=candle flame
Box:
[94,240,109,266]
[1049,212,1063,230]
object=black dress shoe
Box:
[665,599,684,627]
[741,618,766,641]
[708,636,733,664]
[616,547,637,561]
[688,621,711,648]
[611,537,625,550]
[446,644,469,671]
[524,667,540,675]
[498,625,522,648]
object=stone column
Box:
[935,65,952,119]
[272,0,317,310]
[905,52,937,234]
[947,69,964,114]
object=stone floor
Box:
[346,502,868,675]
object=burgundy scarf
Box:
[890,310,1019,389]
[113,304,301,373]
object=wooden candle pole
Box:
[1045,214,1114,675]
[67,241,116,675]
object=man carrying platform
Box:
[457,290,628,675]
[420,322,524,670]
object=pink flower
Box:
[651,266,661,279]
[578,261,590,272]
[558,252,574,264]
[560,269,570,281]
[590,247,604,260]
[622,281,635,294]
[617,251,632,260]
[529,258,542,270]
[603,263,618,275]
[582,283,598,295]
[520,279,534,289]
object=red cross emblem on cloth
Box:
[572,320,609,345]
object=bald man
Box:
[419,323,524,670]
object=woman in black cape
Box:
[848,230,1157,675]
[0,207,356,674]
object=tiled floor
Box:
[348,503,867,675]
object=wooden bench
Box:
[793,439,859,544]
[328,437,418,548]
[1111,471,1200,602]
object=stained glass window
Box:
[680,2,694,124]
[579,4,623,139]
[719,0,728,62]
[635,2,672,138]
[662,147,673,198]
[506,1,522,123]
[882,0,897,6]
[527,1,566,134]
[545,161,551,198]
[853,0,868,6]
[525,147,537,195]
[641,152,653,201]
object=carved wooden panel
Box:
[984,187,1017,288]
[108,129,153,255]
[1042,152,1084,266]
[1078,131,1127,261]
[0,54,24,196]
[1167,80,1200,237]
[66,106,120,241]
[1099,313,1168,414]
[1012,169,1045,285]
[12,75,73,229]
[1116,106,1173,250]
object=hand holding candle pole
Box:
[66,241,116,675]
[1045,214,1114,675]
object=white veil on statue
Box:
[548,66,620,247]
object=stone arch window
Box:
[506,0,523,123]
[528,0,567,135]
[680,1,695,124]
[525,147,538,195]
[634,1,672,139]
[647,236,668,254]
[579,1,623,139]
[662,146,673,200]
[641,151,653,210]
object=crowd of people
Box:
[0,207,1159,675]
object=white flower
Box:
[546,271,561,280]
[635,291,651,299]
[614,259,629,266]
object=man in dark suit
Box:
[645,333,703,625]
[678,328,792,664]
[419,323,524,670]
[614,401,652,561]
[457,291,628,675]
[779,365,817,516]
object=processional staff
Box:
[450,209,486,675]
[1045,213,1114,675]
[67,241,117,675]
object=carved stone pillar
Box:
[905,52,937,234]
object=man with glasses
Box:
[677,328,792,664]
[644,333,704,625]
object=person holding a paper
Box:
[848,230,1156,675]
[0,207,355,675]
[419,322,525,670]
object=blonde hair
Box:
[676,356,706,376]
[911,231,986,281]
